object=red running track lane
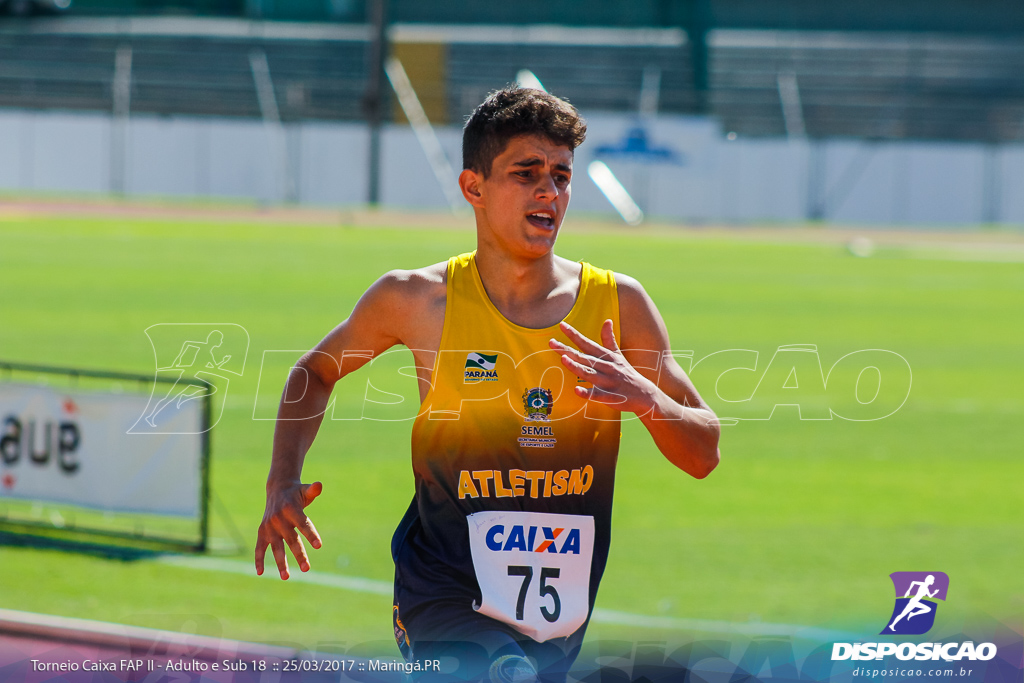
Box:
[0,608,405,682]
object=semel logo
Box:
[485,524,581,555]
[882,572,949,635]
[522,387,553,422]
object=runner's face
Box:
[467,134,573,258]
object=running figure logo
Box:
[129,323,249,434]
[881,571,949,635]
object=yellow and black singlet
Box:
[391,252,621,644]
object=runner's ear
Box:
[459,169,484,207]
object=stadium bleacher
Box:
[0,21,369,120]
[709,30,1024,140]
[445,43,695,124]
[1,18,1023,141]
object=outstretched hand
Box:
[255,480,323,580]
[549,319,658,416]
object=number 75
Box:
[507,566,561,623]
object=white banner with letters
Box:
[0,383,202,517]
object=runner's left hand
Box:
[549,319,658,415]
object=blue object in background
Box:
[593,126,685,165]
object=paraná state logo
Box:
[881,571,949,635]
[464,352,499,383]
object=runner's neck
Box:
[473,249,581,329]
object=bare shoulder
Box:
[613,272,649,309]
[613,272,670,351]
[375,260,447,302]
[367,260,447,350]
[304,260,447,383]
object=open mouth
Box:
[526,211,556,230]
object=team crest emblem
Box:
[464,352,499,383]
[522,387,553,421]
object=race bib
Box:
[467,511,594,642]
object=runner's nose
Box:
[535,173,559,201]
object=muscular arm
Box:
[621,276,720,477]
[255,267,442,579]
[550,274,720,479]
[266,275,404,483]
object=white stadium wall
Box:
[0,107,1022,226]
[999,146,1024,224]
[0,111,112,194]
[713,137,809,223]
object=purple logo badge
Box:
[881,572,949,635]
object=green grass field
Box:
[0,210,1021,655]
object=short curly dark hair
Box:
[462,86,587,177]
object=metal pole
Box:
[111,45,132,196]
[639,64,662,119]
[686,0,710,114]
[385,56,463,213]
[807,140,826,220]
[199,382,211,553]
[249,49,292,203]
[777,71,806,139]
[250,50,281,123]
[364,0,389,206]
[983,143,1000,224]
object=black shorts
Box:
[394,599,586,683]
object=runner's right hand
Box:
[255,480,323,580]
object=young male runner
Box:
[255,87,721,682]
